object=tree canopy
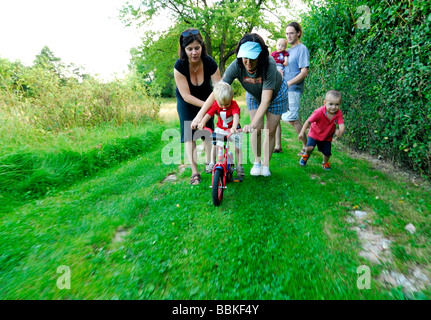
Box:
[120,0,291,96]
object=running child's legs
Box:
[306,137,332,162]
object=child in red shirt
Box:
[198,81,244,178]
[298,90,345,170]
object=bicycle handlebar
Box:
[202,127,244,139]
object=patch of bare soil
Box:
[346,209,430,297]
[334,141,430,188]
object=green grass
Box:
[0,114,430,300]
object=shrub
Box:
[0,62,160,133]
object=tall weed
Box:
[0,62,160,135]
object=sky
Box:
[0,0,145,81]
[0,0,309,82]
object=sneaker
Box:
[299,154,309,166]
[236,165,245,178]
[250,162,261,176]
[322,162,331,170]
[261,165,271,177]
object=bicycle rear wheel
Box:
[212,169,224,206]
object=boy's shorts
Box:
[281,91,301,122]
[245,79,288,115]
[307,137,332,156]
[213,127,242,149]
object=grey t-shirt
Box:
[222,57,283,103]
[283,43,310,94]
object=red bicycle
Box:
[203,127,243,206]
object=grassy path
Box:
[1,115,430,300]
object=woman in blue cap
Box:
[192,33,288,177]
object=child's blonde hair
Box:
[325,89,342,100]
[213,81,234,103]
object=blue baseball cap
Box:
[237,41,262,59]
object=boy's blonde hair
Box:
[213,81,234,103]
[325,89,342,100]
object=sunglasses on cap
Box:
[181,29,200,37]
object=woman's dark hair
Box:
[286,21,302,38]
[178,28,208,60]
[235,33,269,80]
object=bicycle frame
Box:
[203,127,241,206]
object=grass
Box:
[0,102,430,300]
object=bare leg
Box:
[203,138,214,164]
[263,112,282,167]
[185,140,199,175]
[289,120,307,149]
[305,146,314,156]
[235,146,243,166]
[274,123,282,150]
[248,109,263,164]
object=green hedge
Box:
[300,0,431,177]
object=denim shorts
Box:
[245,80,288,115]
[281,91,301,122]
[307,137,332,156]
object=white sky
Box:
[0,0,144,81]
[0,0,309,82]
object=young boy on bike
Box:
[198,81,244,179]
[298,89,345,170]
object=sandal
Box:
[297,148,306,156]
[273,148,283,153]
[190,173,201,185]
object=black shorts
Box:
[176,97,214,143]
[307,137,332,156]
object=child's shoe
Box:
[299,154,309,166]
[322,162,331,170]
[250,162,261,176]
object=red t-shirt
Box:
[308,106,344,142]
[207,100,241,130]
[271,50,289,65]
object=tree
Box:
[33,46,91,83]
[34,46,63,76]
[121,0,290,96]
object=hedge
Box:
[299,0,430,177]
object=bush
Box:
[0,61,160,133]
[300,0,431,177]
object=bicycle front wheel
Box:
[212,168,224,206]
